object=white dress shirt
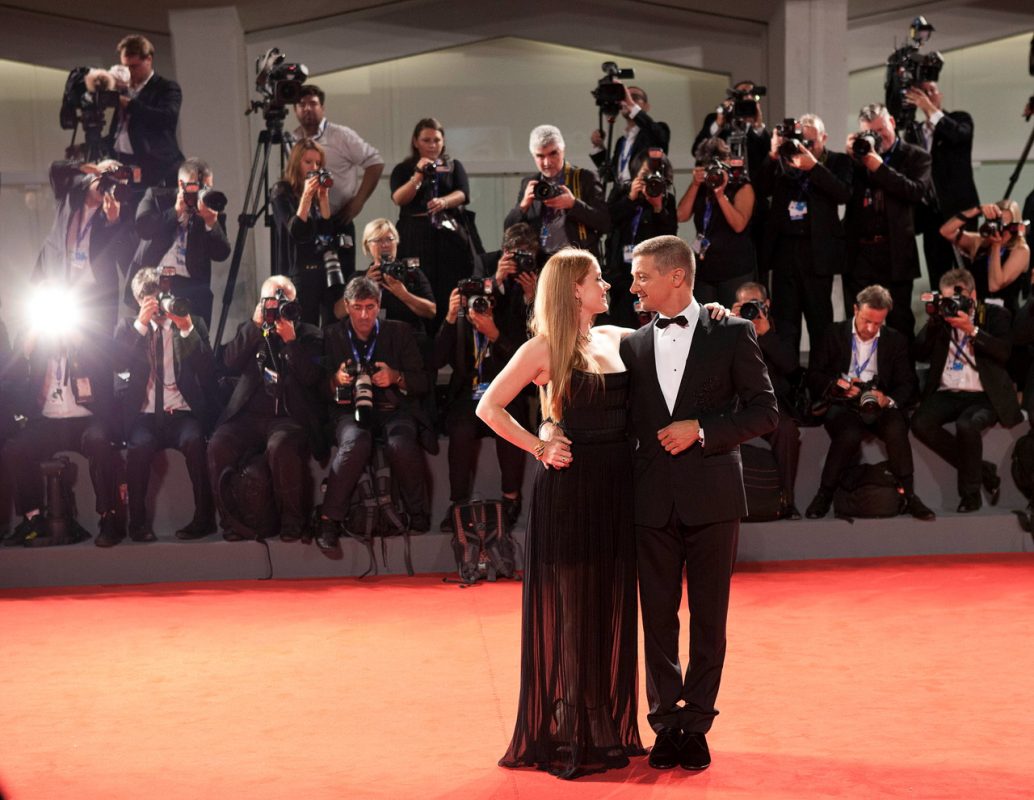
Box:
[653,300,700,415]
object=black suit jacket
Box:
[807,320,918,410]
[903,111,979,219]
[692,115,771,183]
[757,150,853,276]
[913,303,1022,428]
[620,308,779,528]
[105,74,184,188]
[113,314,219,436]
[844,139,932,281]
[590,109,671,180]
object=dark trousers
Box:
[770,236,834,356]
[444,398,527,503]
[844,241,916,340]
[207,413,311,527]
[911,390,998,495]
[763,410,801,505]
[819,404,914,492]
[920,221,959,291]
[3,416,115,516]
[636,511,739,734]
[694,270,756,311]
[126,413,212,528]
[322,410,427,521]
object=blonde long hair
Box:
[529,249,601,422]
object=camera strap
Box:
[949,330,976,371]
[68,207,99,278]
[347,321,379,367]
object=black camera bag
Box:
[217,455,278,540]
[740,443,783,523]
[448,499,518,585]
[833,461,906,521]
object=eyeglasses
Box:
[368,236,397,246]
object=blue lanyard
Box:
[472,329,489,383]
[617,135,634,177]
[630,205,646,241]
[73,208,98,254]
[347,321,379,366]
[701,197,715,236]
[850,335,878,379]
[950,331,972,369]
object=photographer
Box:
[112,267,218,544]
[291,85,384,278]
[318,277,431,550]
[691,79,771,183]
[478,223,543,336]
[732,282,802,519]
[757,114,853,357]
[390,118,477,329]
[504,125,610,260]
[271,138,340,327]
[939,200,1030,315]
[911,268,1021,512]
[1,283,119,546]
[126,157,230,328]
[844,103,933,339]
[676,137,756,308]
[902,81,980,289]
[805,284,934,521]
[605,150,678,326]
[106,35,184,189]
[207,276,325,542]
[590,84,671,185]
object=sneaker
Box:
[4,515,48,547]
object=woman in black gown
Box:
[476,249,644,779]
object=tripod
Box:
[1002,96,1034,201]
[212,102,291,361]
[595,107,620,199]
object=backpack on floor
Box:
[740,443,784,523]
[833,461,906,521]
[218,454,278,541]
[1010,432,1034,533]
[340,445,413,578]
[447,499,518,585]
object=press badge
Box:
[72,377,94,405]
[263,367,280,386]
[623,244,636,263]
[690,235,710,260]
[788,200,808,220]
[472,381,489,401]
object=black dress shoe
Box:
[128,525,157,542]
[648,727,683,770]
[409,512,431,533]
[175,517,216,540]
[4,516,47,547]
[781,504,802,521]
[957,493,982,513]
[982,462,1001,506]
[805,489,834,519]
[95,515,124,548]
[222,530,245,542]
[315,518,341,551]
[905,494,936,521]
[680,731,711,771]
[279,518,305,543]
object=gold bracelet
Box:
[532,441,546,461]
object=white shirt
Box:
[41,356,92,419]
[849,322,880,384]
[291,118,383,216]
[653,300,700,415]
[922,109,945,150]
[115,71,155,155]
[938,324,984,393]
[134,317,193,414]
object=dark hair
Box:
[856,284,893,310]
[736,281,769,301]
[632,235,695,282]
[694,136,730,166]
[630,150,673,187]
[296,84,326,107]
[407,117,448,165]
[344,276,382,304]
[502,223,537,253]
[117,35,154,60]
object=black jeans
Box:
[819,404,914,492]
[444,397,527,503]
[770,236,834,356]
[911,389,998,496]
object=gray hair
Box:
[858,103,891,124]
[799,113,825,136]
[261,275,296,300]
[344,275,382,304]
[529,124,565,154]
[178,157,212,183]
[131,266,161,301]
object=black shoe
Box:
[4,515,48,547]
[222,530,245,542]
[648,727,683,770]
[905,493,936,521]
[128,525,157,542]
[957,493,982,513]
[680,731,711,771]
[502,495,522,528]
[805,489,834,519]
[315,518,341,551]
[781,503,802,521]
[409,512,431,533]
[982,462,1001,506]
[95,514,124,548]
[279,518,305,543]
[175,517,216,540]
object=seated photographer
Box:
[127,158,231,328]
[318,277,431,550]
[676,137,756,308]
[691,79,771,183]
[207,276,326,542]
[34,159,133,336]
[271,138,340,327]
[604,149,678,327]
[1,284,119,546]
[435,280,529,532]
[112,267,219,544]
[504,125,610,260]
[805,284,934,521]
[939,201,1030,315]
[732,282,802,519]
[390,118,476,330]
[910,268,1022,512]
[589,83,670,185]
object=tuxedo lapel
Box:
[636,318,669,420]
[672,306,711,416]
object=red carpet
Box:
[1,554,1032,799]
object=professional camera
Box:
[884,16,945,127]
[533,179,563,201]
[923,288,975,320]
[156,267,190,318]
[59,67,127,156]
[703,157,744,190]
[182,182,228,214]
[592,61,635,117]
[978,218,1028,238]
[306,168,334,189]
[774,118,814,160]
[261,288,302,330]
[457,277,495,317]
[815,376,882,422]
[319,247,345,288]
[254,47,308,109]
[380,259,417,281]
[727,84,767,122]
[335,361,380,427]
[642,148,668,198]
[512,250,537,274]
[738,299,767,321]
[851,130,882,158]
[96,164,139,203]
[420,159,447,179]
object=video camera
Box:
[726,84,767,123]
[59,66,127,144]
[457,277,494,318]
[851,130,882,159]
[261,288,302,330]
[157,267,190,318]
[774,118,815,160]
[592,61,635,118]
[252,47,308,111]
[884,16,944,128]
[923,288,975,320]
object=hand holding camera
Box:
[137,295,160,328]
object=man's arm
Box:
[866,144,932,205]
[504,179,533,229]
[808,152,853,205]
[127,78,182,130]
[975,305,1013,366]
[934,110,974,146]
[631,109,670,152]
[135,188,176,241]
[567,170,612,234]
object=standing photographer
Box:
[590,84,670,185]
[911,268,1021,512]
[127,157,231,328]
[271,138,340,327]
[692,79,771,183]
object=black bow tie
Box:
[656,315,688,329]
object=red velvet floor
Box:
[1,554,1032,799]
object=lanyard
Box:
[850,335,878,379]
[472,328,489,383]
[617,134,635,177]
[950,331,972,369]
[630,205,646,241]
[347,321,379,366]
[701,197,715,236]
[539,176,566,248]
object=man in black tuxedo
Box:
[111,267,219,545]
[902,82,979,289]
[207,276,326,541]
[911,268,1021,512]
[504,125,610,260]
[757,113,852,357]
[620,235,778,772]
[844,103,933,339]
[805,284,935,521]
[318,277,431,551]
[127,158,231,327]
[590,84,670,185]
[106,35,184,189]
